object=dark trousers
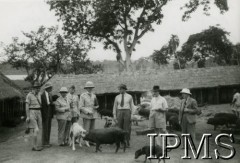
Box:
[42,117,52,145]
[117,109,131,144]
[41,106,52,145]
[181,115,196,143]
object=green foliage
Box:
[182,0,228,21]
[152,45,170,65]
[173,52,186,69]
[47,0,228,70]
[152,34,180,67]
[4,26,102,84]
[232,43,240,65]
[178,26,233,67]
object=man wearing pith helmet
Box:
[179,88,201,144]
[55,87,72,146]
[79,81,99,146]
[113,84,134,147]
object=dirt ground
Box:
[0,104,240,163]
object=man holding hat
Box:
[79,81,99,137]
[149,86,168,138]
[25,82,43,151]
[55,87,72,146]
[41,82,53,148]
[113,84,134,147]
[179,88,201,144]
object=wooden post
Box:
[134,94,137,105]
[216,87,220,104]
[104,94,107,109]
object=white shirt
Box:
[113,93,134,117]
[233,93,240,106]
[150,95,168,111]
[45,91,50,105]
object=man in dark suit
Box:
[41,83,53,148]
[179,88,201,143]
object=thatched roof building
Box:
[0,72,24,100]
[0,72,25,126]
[42,66,240,110]
[45,66,240,95]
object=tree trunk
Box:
[125,49,133,71]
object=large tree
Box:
[232,43,240,65]
[48,0,228,71]
[178,26,233,68]
[4,26,102,85]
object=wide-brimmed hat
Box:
[118,84,127,90]
[44,83,52,89]
[152,85,160,92]
[180,88,192,95]
[84,81,95,89]
[33,82,41,88]
[59,87,68,93]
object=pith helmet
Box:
[180,88,192,95]
[59,87,68,93]
[84,81,95,89]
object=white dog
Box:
[69,117,90,151]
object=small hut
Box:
[43,66,240,111]
[0,72,24,125]
[12,80,32,95]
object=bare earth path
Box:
[0,104,240,163]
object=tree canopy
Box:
[4,26,102,85]
[47,0,228,71]
[178,26,233,67]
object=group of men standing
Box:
[25,82,54,151]
[25,80,202,151]
[113,84,201,147]
[25,81,99,151]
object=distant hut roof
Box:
[13,80,32,89]
[44,66,240,95]
[0,72,24,100]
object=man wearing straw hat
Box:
[179,88,201,144]
[113,84,134,147]
[25,82,43,151]
[79,81,99,146]
[41,82,53,148]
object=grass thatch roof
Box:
[13,80,32,89]
[44,66,240,95]
[0,72,24,100]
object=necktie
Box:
[49,93,52,103]
[120,93,124,107]
[183,99,187,109]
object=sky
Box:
[0,0,239,61]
